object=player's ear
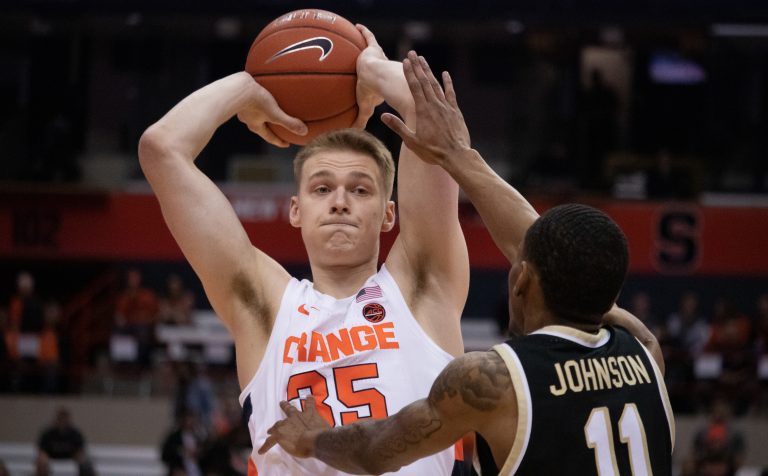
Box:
[380,200,396,232]
[289,196,301,228]
[512,261,531,297]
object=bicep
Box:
[140,147,288,324]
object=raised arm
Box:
[384,53,663,371]
[603,305,665,374]
[354,28,469,353]
[138,72,306,385]
[381,52,538,266]
[258,351,514,474]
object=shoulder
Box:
[428,351,514,416]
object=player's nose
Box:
[330,187,350,213]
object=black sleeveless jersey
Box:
[478,325,674,476]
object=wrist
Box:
[306,429,324,458]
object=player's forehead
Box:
[300,149,381,182]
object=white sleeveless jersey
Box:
[239,265,458,475]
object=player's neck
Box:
[309,261,379,299]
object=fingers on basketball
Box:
[356,24,379,47]
[246,10,366,145]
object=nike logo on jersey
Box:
[267,37,334,63]
[283,322,399,364]
[297,304,319,316]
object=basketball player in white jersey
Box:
[258,53,674,475]
[138,24,469,475]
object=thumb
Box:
[269,110,308,137]
[381,112,414,143]
[352,102,375,129]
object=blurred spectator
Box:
[9,271,45,333]
[38,301,62,393]
[161,411,204,476]
[628,291,663,338]
[174,362,215,433]
[666,291,710,356]
[0,459,8,476]
[8,272,56,392]
[682,397,745,476]
[159,274,195,326]
[199,422,251,476]
[703,298,757,414]
[663,291,710,413]
[211,398,245,439]
[36,407,95,476]
[114,269,159,369]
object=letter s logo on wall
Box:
[653,206,701,274]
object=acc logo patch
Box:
[362,303,386,323]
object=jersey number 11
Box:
[584,404,652,476]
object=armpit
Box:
[231,271,271,335]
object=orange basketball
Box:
[245,9,366,145]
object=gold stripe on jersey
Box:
[635,337,676,451]
[532,325,610,348]
[493,344,532,476]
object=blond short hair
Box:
[294,129,395,199]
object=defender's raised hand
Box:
[381,51,471,166]
[258,396,330,458]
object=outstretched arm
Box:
[603,305,664,374]
[381,52,538,265]
[139,73,306,384]
[384,53,662,372]
[259,351,513,474]
[355,28,469,354]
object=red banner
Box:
[2,191,767,276]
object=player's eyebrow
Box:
[307,170,377,183]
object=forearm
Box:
[142,72,257,162]
[313,401,447,475]
[604,305,664,373]
[442,149,539,263]
[313,422,381,474]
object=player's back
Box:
[485,325,674,476]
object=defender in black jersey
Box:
[258,51,674,476]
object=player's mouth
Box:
[322,220,357,227]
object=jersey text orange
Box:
[282,322,400,364]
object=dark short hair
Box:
[522,204,629,324]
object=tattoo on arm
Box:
[313,352,512,474]
[429,351,512,411]
[314,407,443,474]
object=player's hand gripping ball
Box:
[246,9,366,145]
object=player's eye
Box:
[352,187,369,195]
[314,185,330,193]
